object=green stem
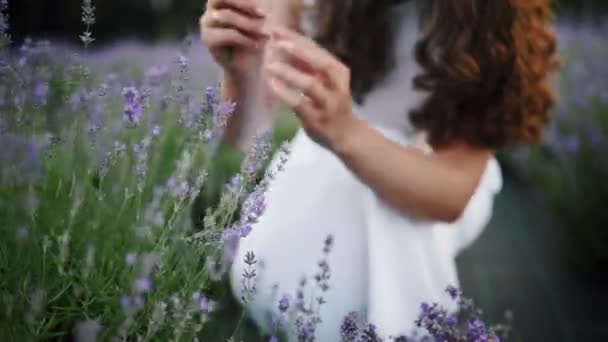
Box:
[55,178,63,199]
[230,311,247,341]
[112,192,130,229]
[135,192,142,222]
[167,201,183,229]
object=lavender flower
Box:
[80,0,95,48]
[340,311,361,341]
[134,134,157,193]
[120,295,143,316]
[240,186,266,225]
[415,302,449,336]
[278,293,291,313]
[242,131,273,179]
[34,81,49,105]
[467,319,488,342]
[198,296,217,315]
[266,142,292,181]
[446,285,461,300]
[296,319,315,342]
[177,54,189,70]
[98,141,128,177]
[134,277,152,294]
[359,324,383,342]
[122,87,143,125]
[1,134,41,185]
[189,85,236,142]
[144,65,169,87]
[239,224,252,238]
[125,253,137,266]
[240,251,257,303]
[204,85,219,112]
[222,227,240,264]
[411,286,508,342]
[295,277,309,314]
[313,235,333,299]
[175,53,190,97]
[119,295,131,313]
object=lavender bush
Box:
[0,1,279,339]
[505,18,608,281]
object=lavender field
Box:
[1,1,608,340]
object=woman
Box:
[199,0,557,339]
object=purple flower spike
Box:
[297,320,315,341]
[445,285,461,300]
[125,253,137,266]
[278,293,291,313]
[135,277,152,294]
[340,311,360,341]
[241,189,266,225]
[122,87,143,125]
[199,296,217,314]
[145,65,169,86]
[177,54,189,69]
[239,224,252,238]
[467,318,489,341]
[120,295,132,313]
[34,82,49,105]
[222,227,241,264]
[360,323,383,342]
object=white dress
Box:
[230,1,503,340]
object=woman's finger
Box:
[207,8,268,38]
[267,76,318,122]
[204,27,260,50]
[273,38,342,90]
[208,0,266,18]
[266,61,328,108]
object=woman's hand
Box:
[264,27,360,151]
[200,0,269,81]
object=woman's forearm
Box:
[220,71,276,151]
[220,74,247,148]
[332,119,491,223]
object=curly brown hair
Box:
[300,0,559,149]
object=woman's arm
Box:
[264,27,492,222]
[333,119,492,222]
[218,0,301,150]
